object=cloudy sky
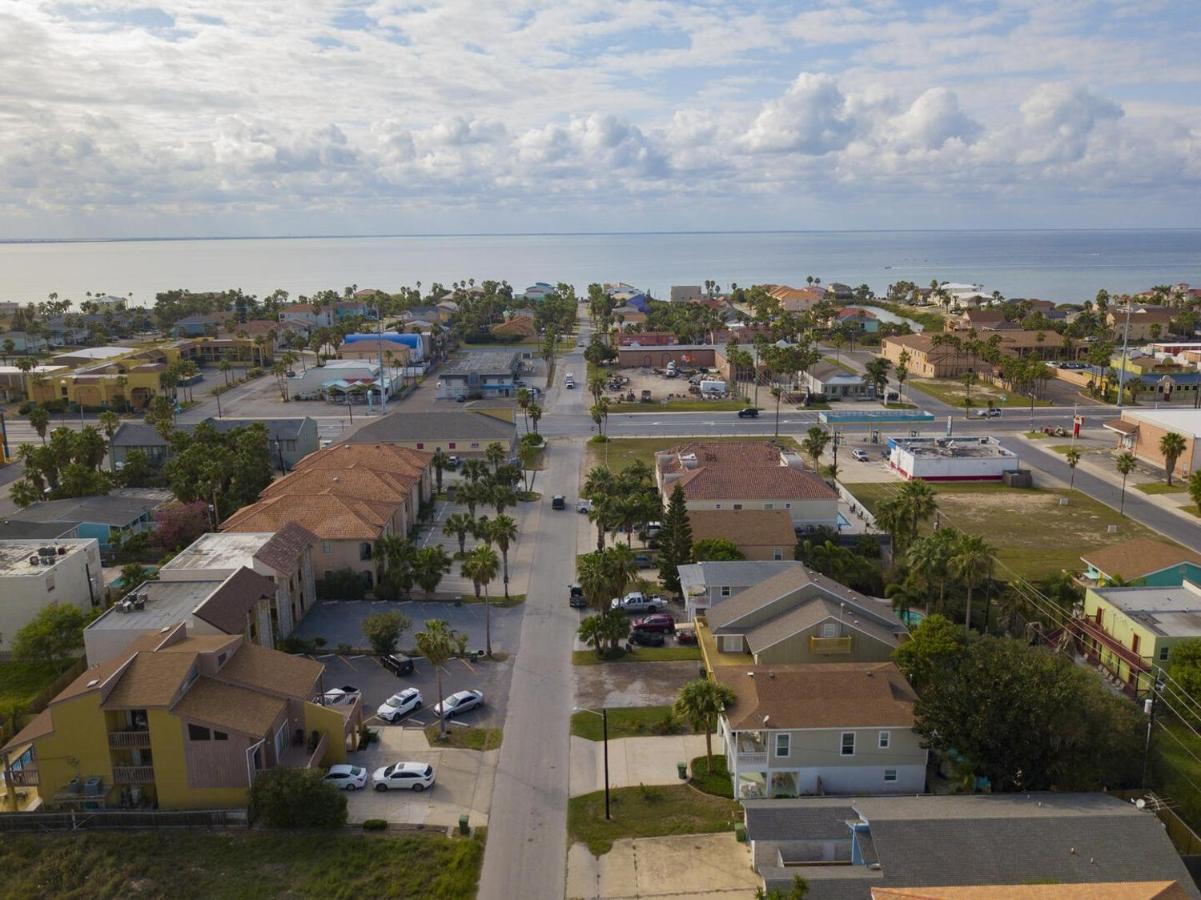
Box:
[2,0,1199,238]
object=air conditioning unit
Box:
[28,556,40,566]
[83,776,104,797]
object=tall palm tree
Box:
[412,546,452,598]
[577,551,611,615]
[674,678,737,771]
[416,620,461,740]
[484,442,506,474]
[488,514,518,601]
[1064,447,1081,490]
[457,481,484,517]
[907,530,955,615]
[895,478,938,550]
[28,406,49,445]
[462,459,488,484]
[431,448,450,494]
[801,426,830,473]
[1115,452,1136,515]
[98,410,120,472]
[443,511,475,556]
[1159,432,1187,486]
[949,532,996,636]
[462,545,500,656]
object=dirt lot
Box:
[573,660,704,709]
[603,367,747,410]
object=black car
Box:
[569,584,587,608]
[551,495,566,510]
[629,629,666,647]
[380,653,415,676]
[737,407,760,418]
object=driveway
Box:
[569,734,708,797]
[566,833,757,899]
[574,660,703,709]
[341,725,497,828]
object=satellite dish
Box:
[1136,798,1147,809]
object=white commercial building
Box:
[0,540,102,652]
[887,435,1019,482]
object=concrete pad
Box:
[567,833,758,899]
[570,734,708,797]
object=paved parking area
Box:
[567,833,756,899]
[569,734,707,796]
[414,490,530,596]
[296,599,523,654]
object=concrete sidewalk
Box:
[570,734,709,797]
[567,833,757,899]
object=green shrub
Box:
[316,567,368,600]
[362,819,388,831]
[248,768,347,829]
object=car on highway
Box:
[974,407,1002,418]
[551,495,566,510]
[455,394,467,402]
[851,449,870,462]
[380,653,415,676]
[372,761,436,792]
[611,592,665,614]
[433,689,485,719]
[576,499,591,513]
[629,629,666,647]
[323,764,368,791]
[632,613,676,634]
[376,688,423,723]
[737,407,760,418]
[323,685,360,706]
[569,583,587,608]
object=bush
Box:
[362,819,388,831]
[17,401,33,415]
[248,768,347,829]
[317,567,368,600]
[361,610,411,656]
[247,366,264,378]
[520,432,544,447]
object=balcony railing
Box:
[112,766,155,785]
[809,635,853,655]
[1074,617,1148,672]
[8,766,38,787]
[109,730,152,749]
[736,752,768,768]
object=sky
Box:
[1,0,1199,238]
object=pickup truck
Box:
[610,592,666,614]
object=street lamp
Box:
[573,706,610,820]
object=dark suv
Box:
[551,495,566,510]
[569,584,587,608]
[380,653,415,676]
[737,407,760,418]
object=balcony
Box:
[9,765,39,787]
[1074,616,1147,672]
[112,766,155,785]
[809,635,853,655]
[109,730,152,749]
[737,752,769,768]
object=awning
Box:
[1103,419,1139,436]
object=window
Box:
[360,542,373,561]
[214,730,228,741]
[878,730,891,749]
[470,442,480,449]
[785,503,792,509]
[721,636,743,653]
[733,503,743,510]
[714,504,721,509]
[1160,646,1170,661]
[720,586,732,597]
[884,769,897,783]
[415,442,424,449]
[321,541,332,555]
[820,622,839,638]
[774,733,790,758]
[448,442,456,449]
[188,723,211,741]
[764,503,774,510]
[841,732,855,756]
[772,548,783,560]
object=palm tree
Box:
[896,478,938,551]
[376,534,416,598]
[412,546,452,598]
[28,406,49,445]
[949,532,996,636]
[578,614,608,658]
[484,442,506,474]
[415,620,461,740]
[1115,451,1136,516]
[488,482,517,516]
[488,514,518,601]
[98,410,120,472]
[461,545,500,656]
[1159,432,1187,486]
[457,481,484,517]
[431,448,450,494]
[674,678,737,771]
[462,459,488,484]
[528,402,543,434]
[1064,447,1081,490]
[218,357,232,386]
[516,387,532,432]
[801,426,830,473]
[907,530,955,615]
[443,511,475,556]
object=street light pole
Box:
[602,707,611,821]
[1116,299,1133,409]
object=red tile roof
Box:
[658,442,837,502]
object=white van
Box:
[564,373,576,389]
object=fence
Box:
[0,808,248,832]
[0,657,87,747]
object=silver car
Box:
[433,689,484,718]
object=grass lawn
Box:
[689,754,734,798]
[886,402,918,410]
[455,593,526,608]
[0,659,76,712]
[821,356,857,373]
[608,399,747,413]
[844,481,1163,581]
[913,378,1050,409]
[570,705,693,741]
[1154,719,1201,834]
[425,724,504,751]
[0,830,485,900]
[586,435,801,473]
[1136,482,1188,495]
[572,647,702,665]
[568,784,740,856]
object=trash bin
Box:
[734,823,747,843]
[677,762,688,780]
[458,814,470,835]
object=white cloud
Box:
[891,88,982,150]
[742,73,856,154]
[1017,83,1124,163]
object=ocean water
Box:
[0,229,1198,307]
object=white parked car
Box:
[433,689,485,718]
[323,685,360,706]
[372,761,436,792]
[610,592,665,614]
[323,764,368,791]
[376,688,423,723]
[851,449,870,462]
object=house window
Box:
[884,769,897,783]
[188,723,211,741]
[841,732,855,756]
[764,503,774,510]
[448,442,456,449]
[772,548,784,560]
[416,442,424,449]
[714,504,721,509]
[321,541,332,555]
[359,542,373,561]
[470,442,480,449]
[878,730,891,749]
[720,586,732,597]
[1160,646,1170,661]
[733,504,743,510]
[720,636,743,653]
[214,730,228,741]
[820,622,839,638]
[774,733,790,758]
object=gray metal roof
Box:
[679,560,803,591]
[12,493,168,527]
[344,410,515,444]
[112,417,313,448]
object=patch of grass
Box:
[0,830,485,900]
[914,378,1050,409]
[0,659,76,712]
[572,646,702,665]
[1024,431,1051,439]
[475,406,515,423]
[608,399,748,413]
[821,356,856,373]
[1136,482,1188,495]
[425,724,504,751]
[586,435,801,473]
[689,754,734,798]
[1154,719,1201,836]
[518,491,542,502]
[570,706,693,741]
[844,480,1164,581]
[455,593,526,608]
[1181,505,1200,518]
[568,784,740,856]
[885,402,917,409]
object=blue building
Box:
[0,491,172,553]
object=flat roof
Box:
[52,346,130,360]
[1095,582,1201,637]
[440,351,520,376]
[0,540,94,576]
[159,533,272,574]
[1123,408,1201,437]
[87,580,213,631]
[893,436,1017,460]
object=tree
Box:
[98,410,120,472]
[488,514,518,602]
[375,534,417,601]
[864,357,892,400]
[462,545,500,656]
[218,357,233,386]
[484,441,506,474]
[756,875,810,900]
[412,546,452,598]
[443,511,475,556]
[895,349,910,402]
[1190,469,1201,516]
[416,620,463,740]
[1115,451,1136,516]
[657,483,692,595]
[674,678,737,770]
[1065,447,1081,490]
[528,401,543,434]
[801,426,830,473]
[893,614,965,692]
[1160,432,1187,486]
[28,406,49,445]
[1169,639,1201,711]
[361,610,412,656]
[949,532,995,636]
[12,602,88,662]
[431,448,450,493]
[578,614,609,658]
[249,767,347,829]
[692,538,745,561]
[154,500,209,550]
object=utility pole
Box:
[375,299,388,414]
[1116,299,1133,409]
[1141,673,1162,789]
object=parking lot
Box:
[600,366,740,407]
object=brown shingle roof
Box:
[1,708,55,754]
[714,662,916,730]
[687,509,796,549]
[222,493,390,540]
[101,652,197,708]
[173,677,287,736]
[216,641,322,699]
[1081,539,1201,582]
[192,567,276,635]
[292,443,431,479]
[659,442,836,502]
[253,521,317,573]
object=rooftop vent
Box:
[28,556,40,566]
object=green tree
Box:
[1064,447,1081,490]
[949,532,995,635]
[801,426,830,473]
[674,678,738,770]
[375,534,417,601]
[1168,639,1201,710]
[1115,451,1136,516]
[692,538,745,562]
[28,406,49,445]
[361,610,412,656]
[12,602,88,663]
[488,514,518,602]
[416,620,464,740]
[893,613,965,692]
[462,545,500,656]
[527,401,543,434]
[484,441,506,474]
[864,357,892,399]
[249,767,347,829]
[98,410,120,472]
[657,483,692,595]
[1159,432,1187,486]
[1190,469,1201,516]
[443,511,475,556]
[412,546,453,598]
[578,614,608,658]
[431,448,450,493]
[756,875,810,900]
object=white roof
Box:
[54,346,129,359]
[1123,408,1201,437]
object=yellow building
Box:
[1,623,360,811]
[26,345,185,410]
